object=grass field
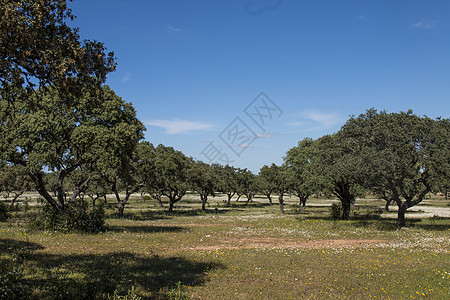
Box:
[1,194,449,299]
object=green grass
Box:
[0,195,449,299]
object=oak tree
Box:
[340,109,449,227]
[0,86,144,212]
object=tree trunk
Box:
[169,199,174,212]
[70,187,82,203]
[154,195,164,207]
[397,203,407,228]
[384,199,392,212]
[279,194,285,214]
[298,195,307,212]
[201,196,207,211]
[29,172,64,211]
[10,191,24,208]
[227,194,232,206]
[333,182,354,220]
[118,201,125,215]
[141,191,146,203]
[341,199,351,220]
[267,194,273,205]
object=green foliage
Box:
[30,200,105,233]
[0,0,115,109]
[1,85,144,212]
[235,168,258,201]
[189,161,216,210]
[153,145,191,211]
[340,109,449,226]
[258,163,279,201]
[284,138,320,207]
[212,164,239,204]
[0,201,8,221]
[0,164,33,199]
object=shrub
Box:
[330,203,341,220]
[29,200,105,233]
[0,202,9,221]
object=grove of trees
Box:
[1,1,448,230]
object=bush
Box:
[29,200,105,233]
[0,202,9,221]
[330,203,341,220]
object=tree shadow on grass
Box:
[408,217,450,231]
[0,238,44,253]
[107,210,172,221]
[229,201,272,209]
[30,252,223,299]
[162,208,230,217]
[2,239,224,299]
[351,217,427,231]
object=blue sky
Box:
[70,0,450,173]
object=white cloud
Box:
[412,21,436,30]
[121,73,131,83]
[288,110,344,132]
[146,119,214,134]
[167,24,186,32]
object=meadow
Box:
[1,194,449,299]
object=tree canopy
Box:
[339,109,449,227]
[284,137,319,210]
[0,85,144,211]
[153,144,191,212]
[0,0,115,108]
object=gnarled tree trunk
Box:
[279,194,285,214]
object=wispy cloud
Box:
[146,119,213,134]
[239,143,254,149]
[248,132,287,139]
[121,73,131,83]
[288,110,344,132]
[412,21,436,30]
[167,24,187,32]
[357,16,368,21]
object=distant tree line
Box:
[1,107,449,229]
